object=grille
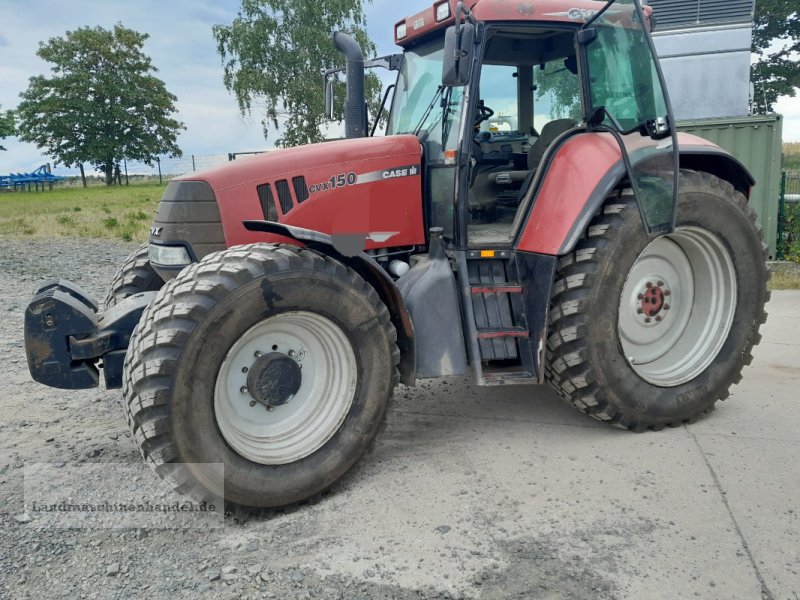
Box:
[647,0,753,29]
[292,176,309,203]
[257,184,278,221]
[275,179,294,214]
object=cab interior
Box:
[467,27,583,246]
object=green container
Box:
[677,114,784,259]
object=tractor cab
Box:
[380,0,678,250]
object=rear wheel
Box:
[123,244,399,508]
[546,171,769,431]
[104,243,163,309]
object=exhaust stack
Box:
[333,32,367,138]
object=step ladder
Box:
[455,251,538,386]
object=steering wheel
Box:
[474,101,494,128]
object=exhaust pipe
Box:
[333,32,367,138]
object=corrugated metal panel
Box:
[647,0,753,29]
[677,115,784,259]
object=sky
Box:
[0,0,798,176]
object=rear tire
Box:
[546,171,769,431]
[104,243,163,309]
[123,244,399,509]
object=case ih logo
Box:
[544,8,599,20]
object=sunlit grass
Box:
[0,184,164,241]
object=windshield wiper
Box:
[413,85,444,136]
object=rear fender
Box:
[516,132,755,256]
[244,220,417,386]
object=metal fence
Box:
[3,151,270,189]
[777,143,800,261]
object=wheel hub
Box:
[246,352,302,407]
[637,280,672,322]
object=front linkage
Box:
[24,280,155,389]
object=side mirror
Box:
[442,23,475,87]
[325,78,335,120]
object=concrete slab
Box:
[693,433,800,600]
[688,290,800,442]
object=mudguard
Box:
[515,132,755,256]
[244,220,417,385]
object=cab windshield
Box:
[387,38,464,152]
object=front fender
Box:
[244,220,416,386]
[515,132,754,256]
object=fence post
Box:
[777,171,787,260]
[192,155,196,171]
[124,158,129,186]
[157,157,162,185]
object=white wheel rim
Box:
[214,311,358,465]
[617,226,738,387]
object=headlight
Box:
[395,22,407,40]
[149,243,192,267]
[435,1,450,21]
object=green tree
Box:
[214,0,383,147]
[17,24,184,186]
[0,106,14,151]
[751,0,800,114]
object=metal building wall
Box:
[647,0,755,120]
[677,114,784,258]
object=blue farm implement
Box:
[0,165,64,191]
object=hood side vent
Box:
[257,183,278,222]
[292,176,309,203]
[275,179,294,215]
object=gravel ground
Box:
[1,238,798,600]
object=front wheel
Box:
[546,171,769,431]
[123,244,399,508]
[104,243,163,309]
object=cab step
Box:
[476,327,529,339]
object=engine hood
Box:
[177,134,426,253]
[176,135,422,192]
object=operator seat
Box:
[469,119,576,213]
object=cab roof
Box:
[395,0,650,46]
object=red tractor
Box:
[25,0,769,509]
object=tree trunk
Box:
[115,163,122,186]
[105,160,114,186]
[79,164,87,188]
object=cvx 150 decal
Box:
[308,164,420,196]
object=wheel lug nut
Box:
[254,351,262,358]
[655,316,663,322]
[266,405,275,412]
[637,293,644,300]
[646,281,653,288]
[664,304,670,310]
[657,280,664,287]
[645,317,652,323]
[241,366,248,373]
[665,290,671,296]
[249,400,256,407]
[637,308,644,314]
[240,386,248,394]
[288,350,295,357]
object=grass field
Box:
[784,142,800,171]
[0,184,164,242]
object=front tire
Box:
[546,171,769,431]
[104,243,163,309]
[123,244,399,508]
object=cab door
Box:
[578,0,680,234]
